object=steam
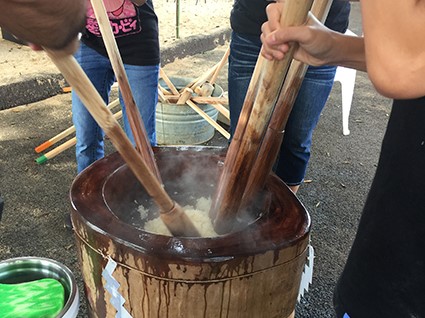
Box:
[133,147,268,236]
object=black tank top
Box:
[81,0,159,66]
[230,0,351,35]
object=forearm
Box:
[325,30,366,71]
[0,0,86,50]
[261,5,366,71]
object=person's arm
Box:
[0,0,86,54]
[261,9,366,71]
[262,0,425,99]
[361,0,425,99]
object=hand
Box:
[29,38,80,56]
[260,3,335,67]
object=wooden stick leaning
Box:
[209,46,230,86]
[35,110,123,165]
[192,46,231,120]
[179,63,217,93]
[194,46,230,97]
[160,69,231,140]
[35,99,120,153]
[210,0,314,234]
[208,102,230,120]
[46,51,200,237]
[157,88,168,103]
[159,68,180,95]
[181,47,230,94]
[90,0,161,181]
[241,0,334,205]
[158,90,231,122]
[186,99,230,139]
[157,93,229,107]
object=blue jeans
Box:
[72,43,159,173]
[228,32,337,185]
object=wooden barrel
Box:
[70,146,310,318]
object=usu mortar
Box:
[70,146,310,318]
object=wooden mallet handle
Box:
[46,50,200,237]
[241,0,334,205]
[211,0,314,234]
[90,0,161,181]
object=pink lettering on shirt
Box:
[86,0,142,37]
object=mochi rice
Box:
[140,197,218,237]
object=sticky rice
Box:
[141,197,218,237]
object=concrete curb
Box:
[0,27,231,111]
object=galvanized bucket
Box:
[156,77,223,145]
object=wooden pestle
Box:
[195,46,231,97]
[179,63,218,94]
[241,0,334,205]
[210,0,314,234]
[90,0,162,181]
[47,50,200,237]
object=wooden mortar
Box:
[70,146,310,318]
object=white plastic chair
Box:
[333,29,357,135]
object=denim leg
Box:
[72,43,115,173]
[228,32,262,137]
[275,65,337,185]
[120,64,159,146]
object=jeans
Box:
[72,43,159,173]
[228,32,337,185]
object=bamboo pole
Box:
[194,46,230,97]
[186,100,230,139]
[156,90,230,120]
[180,48,229,94]
[90,0,162,181]
[46,50,200,237]
[158,95,229,105]
[34,99,120,153]
[209,103,230,120]
[159,68,180,95]
[209,46,230,86]
[181,65,217,93]
[241,0,334,206]
[210,0,314,234]
[35,110,123,164]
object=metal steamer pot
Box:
[70,146,310,318]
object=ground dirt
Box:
[0,2,394,318]
[0,0,233,86]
